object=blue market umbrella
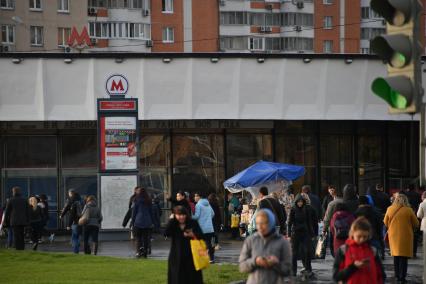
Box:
[223,160,305,197]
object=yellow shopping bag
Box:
[190,239,210,271]
[231,214,240,228]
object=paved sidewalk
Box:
[20,233,424,283]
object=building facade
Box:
[1,0,424,53]
[0,54,422,230]
[0,0,87,52]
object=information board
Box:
[100,116,137,171]
[100,175,137,229]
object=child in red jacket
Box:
[333,217,385,284]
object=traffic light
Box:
[370,0,423,114]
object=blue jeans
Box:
[7,228,14,248]
[71,224,80,254]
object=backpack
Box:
[333,211,354,240]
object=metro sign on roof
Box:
[106,74,129,96]
[67,26,92,49]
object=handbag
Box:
[190,238,210,271]
[384,206,403,247]
[315,232,327,259]
[78,208,89,226]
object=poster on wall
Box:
[100,116,137,171]
[100,175,137,229]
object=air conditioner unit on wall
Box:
[142,9,149,17]
[0,45,14,52]
[88,7,97,16]
[146,40,153,47]
[294,25,302,32]
[260,26,272,32]
[296,1,304,9]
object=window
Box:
[323,16,332,29]
[30,26,43,46]
[361,27,385,40]
[162,27,174,43]
[6,136,57,168]
[323,0,333,4]
[360,48,370,54]
[1,25,15,44]
[62,135,97,168]
[220,37,246,50]
[320,134,354,193]
[129,0,142,8]
[172,135,224,197]
[323,40,333,53]
[265,37,281,51]
[57,0,69,12]
[129,23,150,39]
[276,135,317,191]
[226,134,272,178]
[249,37,263,51]
[220,12,249,25]
[57,27,71,47]
[282,13,314,27]
[88,0,106,8]
[29,0,42,10]
[0,0,15,9]
[361,7,369,19]
[283,37,313,51]
[162,0,173,12]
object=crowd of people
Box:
[1,182,425,284]
[0,186,50,251]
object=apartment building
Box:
[219,0,425,54]
[219,0,315,53]
[0,0,87,52]
[1,0,424,54]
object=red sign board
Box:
[99,100,136,111]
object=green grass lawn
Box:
[0,249,245,284]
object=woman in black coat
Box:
[165,205,204,284]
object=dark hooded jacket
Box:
[132,196,154,229]
[368,188,391,216]
[355,205,383,242]
[60,193,82,227]
[342,184,359,214]
[287,194,316,238]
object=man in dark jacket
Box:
[322,185,337,219]
[302,185,322,220]
[370,184,391,215]
[60,189,82,254]
[258,187,287,235]
[287,194,317,279]
[4,186,30,250]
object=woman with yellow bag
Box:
[165,205,205,284]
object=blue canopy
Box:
[223,160,305,192]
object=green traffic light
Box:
[391,52,406,68]
[371,78,408,109]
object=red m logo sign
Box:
[67,26,92,47]
[110,80,124,92]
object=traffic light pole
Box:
[420,103,426,187]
